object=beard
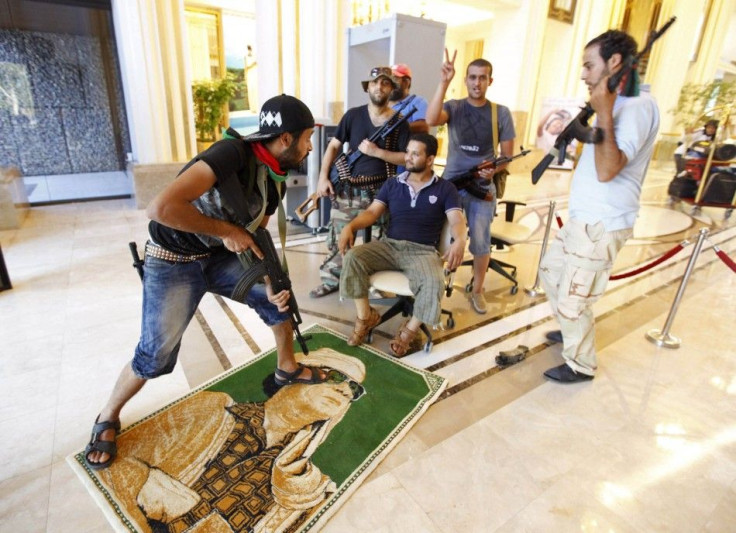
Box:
[277,141,307,171]
[405,161,426,173]
[369,91,389,107]
[389,87,402,101]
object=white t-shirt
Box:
[569,94,660,231]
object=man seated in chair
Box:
[337,133,466,356]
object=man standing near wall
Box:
[426,49,515,314]
[539,30,660,383]
[310,66,410,298]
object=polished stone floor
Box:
[1,161,735,532]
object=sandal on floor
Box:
[309,283,338,298]
[389,321,419,357]
[84,415,121,471]
[274,363,327,387]
[495,345,529,367]
[347,307,382,346]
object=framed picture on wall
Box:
[548,0,577,24]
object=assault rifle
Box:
[328,95,417,186]
[448,148,531,200]
[295,97,417,223]
[232,226,310,354]
[531,16,676,185]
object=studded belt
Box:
[144,241,210,263]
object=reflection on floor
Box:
[23,171,133,205]
[1,163,736,531]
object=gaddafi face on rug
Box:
[264,377,365,439]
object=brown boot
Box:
[389,321,419,357]
[347,307,382,346]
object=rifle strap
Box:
[244,164,288,273]
[490,102,499,155]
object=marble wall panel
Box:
[0,110,21,170]
[76,36,107,109]
[62,107,117,173]
[0,28,127,176]
[24,32,85,109]
[13,107,72,175]
[0,30,23,63]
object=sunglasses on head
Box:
[370,67,393,78]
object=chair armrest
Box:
[499,200,526,222]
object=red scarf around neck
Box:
[251,142,286,176]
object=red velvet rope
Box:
[715,248,736,273]
[610,243,685,280]
[553,214,686,279]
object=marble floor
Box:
[23,171,133,205]
[1,161,736,532]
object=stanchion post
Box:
[646,227,709,349]
[525,200,556,297]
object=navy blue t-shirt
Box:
[375,173,461,246]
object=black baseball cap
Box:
[243,94,315,142]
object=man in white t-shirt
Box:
[539,29,660,383]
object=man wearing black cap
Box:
[84,94,327,471]
[310,66,411,298]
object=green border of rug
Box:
[67,324,446,532]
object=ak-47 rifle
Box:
[231,226,310,354]
[329,95,417,186]
[295,97,417,223]
[531,16,676,185]
[448,148,531,200]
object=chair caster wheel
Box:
[367,331,373,343]
[423,340,433,352]
[465,282,473,293]
[446,287,454,297]
[510,286,518,295]
[447,317,455,328]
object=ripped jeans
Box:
[539,219,631,375]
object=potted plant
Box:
[671,80,736,131]
[192,76,238,151]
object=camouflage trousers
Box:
[539,219,631,375]
[319,188,386,289]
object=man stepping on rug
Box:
[84,95,327,471]
[338,133,466,356]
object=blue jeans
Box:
[460,190,497,256]
[132,250,287,379]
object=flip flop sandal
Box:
[309,283,338,298]
[495,345,529,367]
[347,307,381,346]
[389,321,419,357]
[274,363,328,387]
[84,415,121,471]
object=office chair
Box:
[365,221,456,353]
[460,200,532,295]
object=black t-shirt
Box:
[334,105,410,177]
[149,139,284,255]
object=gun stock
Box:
[295,192,320,223]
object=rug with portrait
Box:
[67,324,446,532]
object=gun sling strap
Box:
[489,102,507,199]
